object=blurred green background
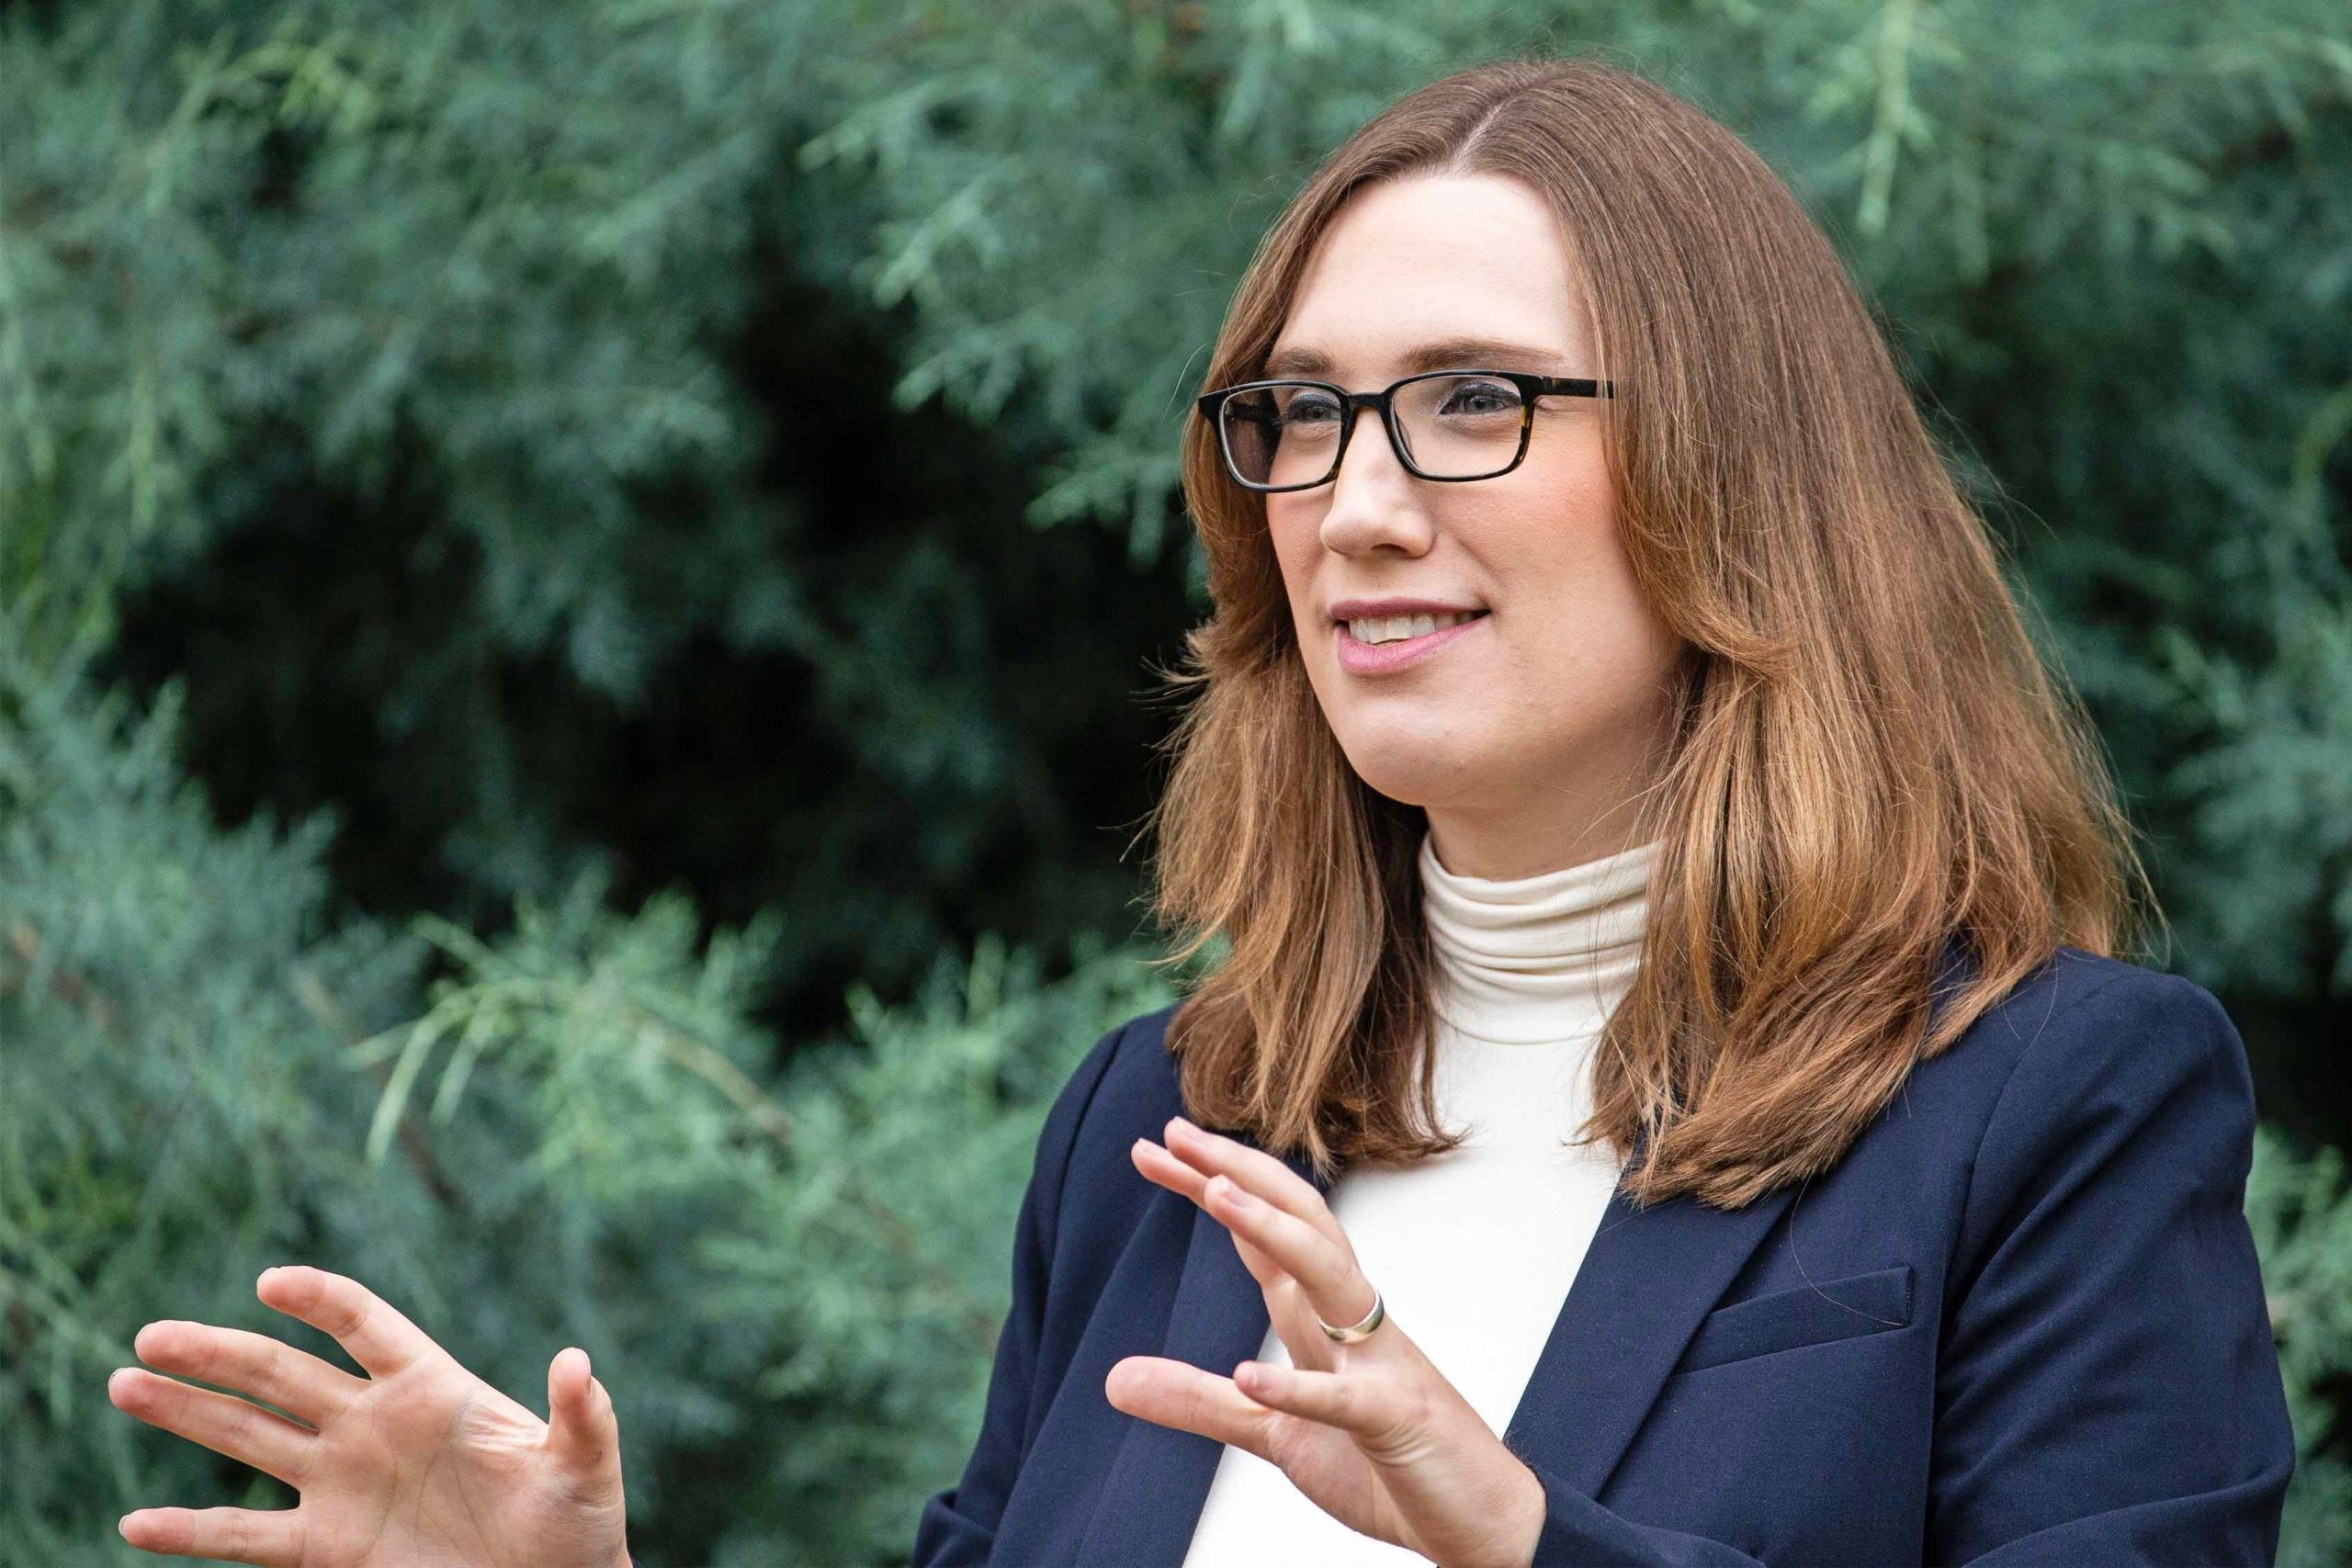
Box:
[3,1,2348,1562]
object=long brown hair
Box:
[1140,53,2159,1211]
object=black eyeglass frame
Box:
[1194,368,1617,493]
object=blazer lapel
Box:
[1498,1130,1800,1499]
[1072,1127,1798,1565]
[1508,932,1972,1499]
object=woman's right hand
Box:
[107,1264,631,1568]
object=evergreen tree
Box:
[2,0,2346,1558]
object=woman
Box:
[107,55,2292,1568]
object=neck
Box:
[1418,827,1661,1045]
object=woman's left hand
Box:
[1104,1115,1546,1568]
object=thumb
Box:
[545,1346,624,1496]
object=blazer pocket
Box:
[1671,1263,1915,1375]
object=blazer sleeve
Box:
[1513,968,2296,1568]
[910,1015,1133,1566]
[1923,967,2294,1564]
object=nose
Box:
[1314,401,1434,556]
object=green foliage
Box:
[337,855,1181,1561]
[0,631,426,1560]
[6,0,1198,989]
[2,0,2347,1560]
[0,621,1181,1563]
[0,0,814,689]
[2253,1125,2352,1568]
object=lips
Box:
[1328,601,1487,623]
[1333,609,1489,674]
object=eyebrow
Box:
[1260,334,1572,380]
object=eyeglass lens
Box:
[1217,375,1525,488]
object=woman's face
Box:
[1261,172,1685,879]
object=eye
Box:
[1435,378,1520,417]
[1280,389,1342,425]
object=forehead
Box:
[1268,172,1591,379]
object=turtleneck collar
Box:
[1417,827,1662,1045]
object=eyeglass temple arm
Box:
[1528,375,1613,398]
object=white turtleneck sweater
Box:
[1179,828,1662,1568]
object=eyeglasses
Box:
[1195,368,1615,493]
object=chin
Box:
[1337,734,1486,808]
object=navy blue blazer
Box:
[911,944,2295,1565]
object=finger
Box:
[1163,1116,1331,1228]
[1130,1135,1215,1203]
[118,1505,303,1566]
[1103,1354,1283,1465]
[1130,1141,1344,1378]
[1200,1171,1378,1337]
[133,1319,364,1428]
[1131,1139,1293,1291]
[255,1265,441,1380]
[1230,1358,1413,1452]
[108,1367,314,1488]
[544,1347,625,1502]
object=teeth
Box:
[1345,610,1481,646]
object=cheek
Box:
[1266,510,1323,623]
[1267,498,1315,553]
[1472,476,1626,615]
[1486,446,1618,550]
[1476,489,1674,694]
